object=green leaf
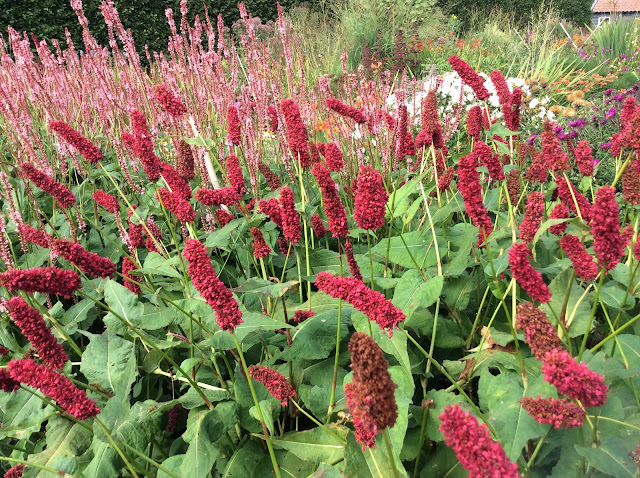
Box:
[282,307,351,361]
[81,440,121,478]
[103,279,144,327]
[137,252,182,278]
[392,271,443,320]
[270,427,347,464]
[202,312,292,350]
[541,268,592,338]
[156,456,185,478]
[184,136,214,148]
[221,440,264,477]
[387,171,429,219]
[424,390,467,442]
[477,370,547,461]
[0,388,54,439]
[182,409,224,478]
[250,400,275,435]
[138,303,180,330]
[371,231,441,270]
[26,416,92,478]
[80,332,138,397]
[575,437,637,477]
[204,219,244,250]
[234,278,300,298]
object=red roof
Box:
[593,0,640,13]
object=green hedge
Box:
[0,0,299,55]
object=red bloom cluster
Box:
[0,369,20,393]
[549,203,569,235]
[541,121,570,172]
[278,236,292,256]
[8,297,68,369]
[592,185,626,271]
[93,190,119,214]
[0,267,81,298]
[49,121,103,163]
[248,365,296,406]
[322,141,345,171]
[448,55,490,101]
[293,309,315,323]
[516,302,563,360]
[315,272,405,334]
[457,152,493,247]
[439,404,521,478]
[227,105,242,146]
[250,227,271,259]
[160,162,192,200]
[267,105,278,132]
[489,70,511,105]
[175,139,195,181]
[556,176,592,222]
[311,213,326,237]
[344,238,362,281]
[573,140,594,176]
[3,464,24,478]
[226,155,246,193]
[259,198,284,228]
[541,349,608,408]
[21,162,76,208]
[281,99,310,167]
[475,140,504,181]
[153,84,187,117]
[123,111,162,181]
[127,207,145,249]
[157,188,195,223]
[8,359,100,419]
[183,239,243,332]
[520,397,585,429]
[346,333,398,449]
[122,257,141,294]
[559,235,598,281]
[467,105,485,139]
[258,163,282,191]
[326,98,367,124]
[354,165,388,231]
[279,186,301,244]
[437,167,455,192]
[215,209,234,227]
[18,224,51,248]
[420,90,444,149]
[53,238,116,278]
[519,192,545,243]
[508,242,551,303]
[312,163,349,238]
[504,88,522,132]
[507,168,520,206]
[196,187,240,207]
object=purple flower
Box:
[607,106,616,118]
[569,130,579,138]
[613,94,625,101]
[569,119,586,129]
[604,88,614,96]
[600,142,611,149]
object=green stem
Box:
[95,419,140,478]
[382,428,402,478]
[578,270,605,361]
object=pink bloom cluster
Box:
[520,396,585,429]
[448,55,490,100]
[250,227,271,259]
[549,203,569,235]
[157,188,195,223]
[293,309,315,323]
[439,404,521,478]
[516,302,563,360]
[161,162,192,200]
[311,213,326,237]
[457,151,493,246]
[574,140,594,176]
[312,163,349,238]
[541,349,608,408]
[555,176,592,223]
[592,185,627,271]
[519,192,545,243]
[0,267,81,298]
[467,105,485,139]
[226,155,246,193]
[21,162,76,208]
[196,187,240,207]
[248,365,296,406]
[279,186,301,244]
[475,140,505,181]
[259,198,284,228]
[559,235,598,281]
[183,239,243,332]
[227,105,242,146]
[153,84,187,117]
[122,110,162,181]
[281,99,310,167]
[8,359,100,419]
[354,165,388,231]
[18,224,51,248]
[314,272,405,334]
[93,190,119,213]
[53,238,116,278]
[508,242,551,303]
[49,121,103,163]
[541,121,570,172]
[321,141,345,171]
[326,98,367,123]
[122,257,141,294]
[7,297,68,369]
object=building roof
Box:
[592,0,640,13]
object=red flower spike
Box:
[258,163,282,191]
[474,140,505,181]
[439,404,521,478]
[53,238,116,278]
[592,185,627,271]
[457,151,493,247]
[0,368,20,393]
[196,187,240,207]
[315,272,405,335]
[354,165,388,231]
[467,105,484,139]
[559,235,598,281]
[504,88,522,132]
[312,163,349,238]
[293,310,315,323]
[541,349,608,408]
[250,227,271,259]
[574,140,594,176]
[326,98,367,124]
[489,69,511,105]
[519,192,545,243]
[3,464,25,478]
[153,84,187,117]
[122,257,141,294]
[0,267,81,298]
[344,238,362,281]
[555,176,592,223]
[448,55,490,101]
[49,121,103,163]
[227,105,242,146]
[420,90,444,149]
[508,242,551,303]
[281,99,310,168]
[214,209,234,227]
[183,239,243,332]
[541,121,570,172]
[311,213,326,238]
[7,297,68,369]
[176,140,195,181]
[160,162,192,200]
[323,142,345,172]
[226,155,246,194]
[267,105,278,132]
[520,396,586,429]
[549,203,570,235]
[93,190,119,214]
[157,188,196,223]
[516,302,563,360]
[9,359,100,419]
[18,224,52,248]
[124,111,162,181]
[248,365,296,406]
[279,186,301,244]
[21,163,76,208]
[259,198,284,228]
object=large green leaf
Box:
[25,416,92,478]
[81,440,121,478]
[270,426,347,464]
[221,440,264,477]
[0,388,54,439]
[80,332,138,397]
[392,270,443,321]
[204,219,245,250]
[202,312,292,350]
[575,436,637,477]
[137,252,182,278]
[282,307,351,361]
[424,390,468,442]
[103,279,144,328]
[541,268,591,338]
[477,370,547,462]
[233,278,300,298]
[371,231,443,270]
[182,409,224,478]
